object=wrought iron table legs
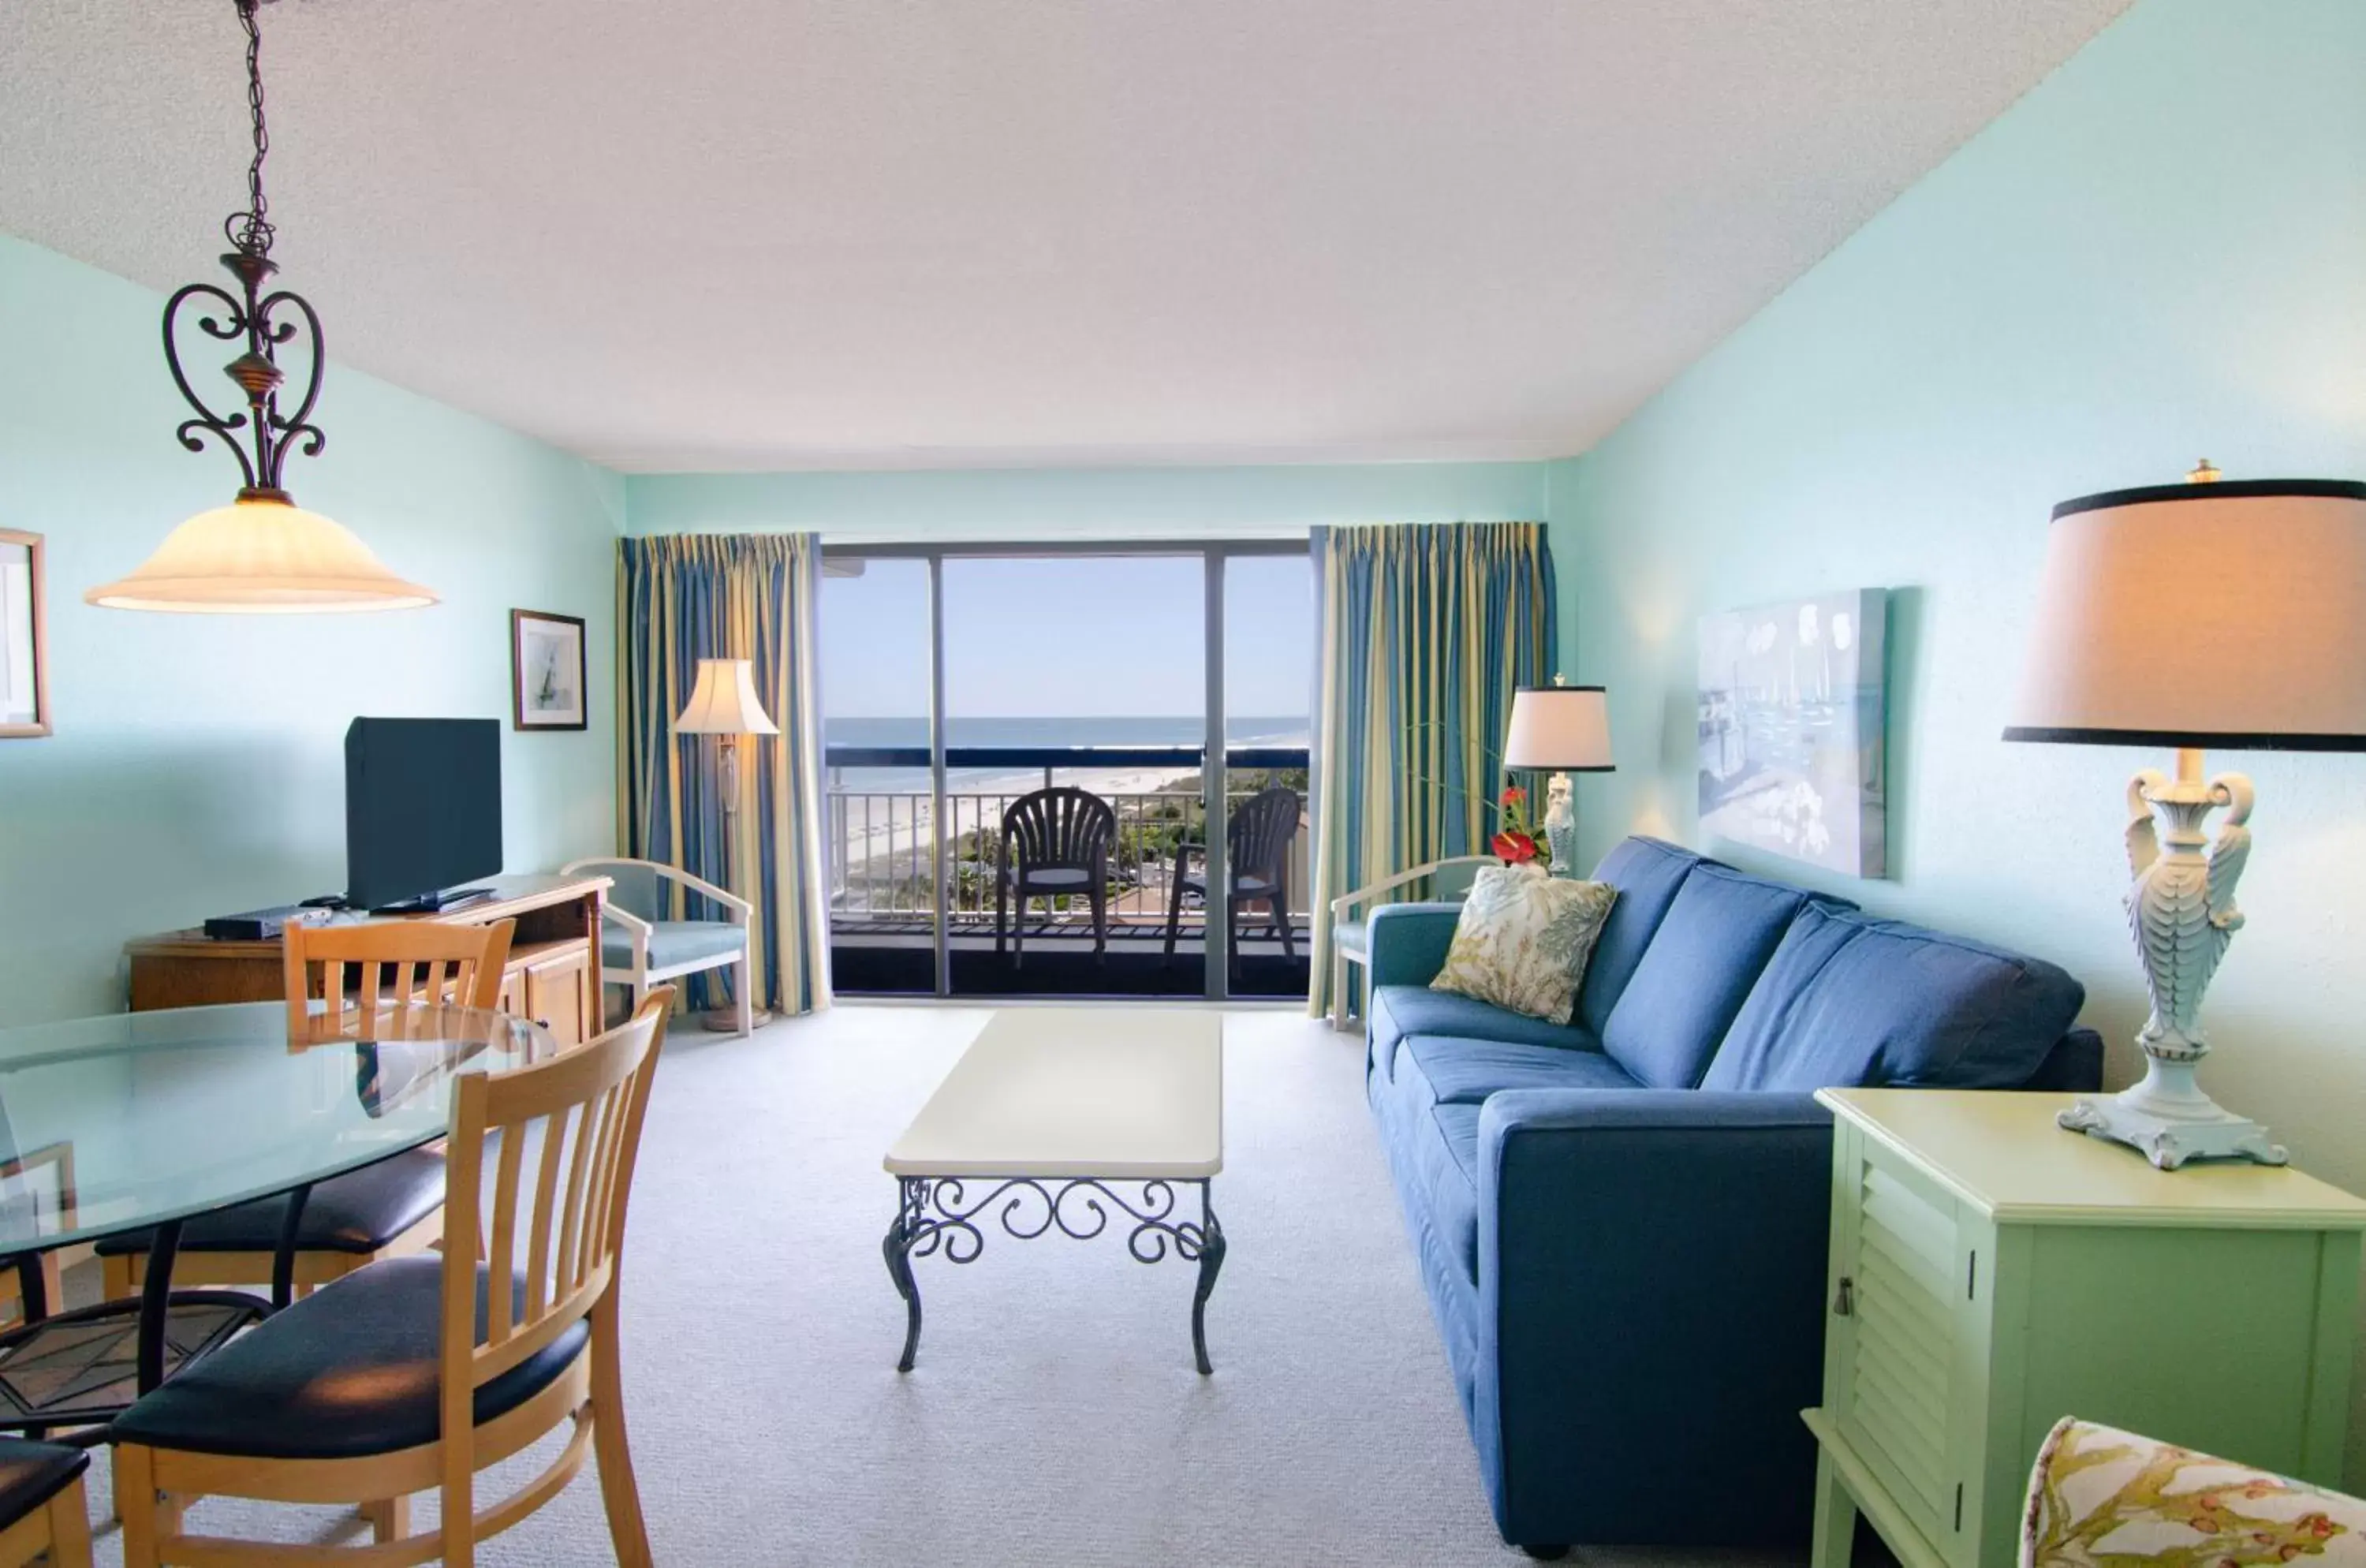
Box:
[883,1176,1225,1374]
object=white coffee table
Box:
[883,1007,1226,1373]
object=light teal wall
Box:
[625,461,1547,541]
[1546,0,2366,1469]
[0,233,623,1021]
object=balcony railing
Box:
[825,745,1309,939]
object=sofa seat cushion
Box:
[1422,1103,1484,1283]
[1368,984,1598,1082]
[604,919,745,974]
[1575,837,1715,1037]
[1702,903,2088,1092]
[1599,864,1834,1090]
[110,1256,589,1461]
[1403,1035,1642,1105]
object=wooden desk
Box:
[125,873,609,1049]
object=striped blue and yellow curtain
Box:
[618,533,831,1015]
[1306,522,1558,1018]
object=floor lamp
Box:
[2004,466,2366,1168]
[676,657,780,1030]
[1503,681,1615,875]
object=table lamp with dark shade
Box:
[1502,681,1614,875]
[2003,467,2366,1168]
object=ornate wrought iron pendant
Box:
[87,0,434,614]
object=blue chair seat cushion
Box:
[110,1256,590,1462]
[1368,985,1598,1082]
[0,1437,86,1525]
[95,1149,446,1258]
[603,920,746,973]
[1402,1035,1642,1105]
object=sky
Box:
[819,552,1312,721]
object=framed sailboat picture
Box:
[510,609,588,731]
[1696,588,1887,877]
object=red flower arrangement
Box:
[1493,784,1548,868]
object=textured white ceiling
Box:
[2,1,2129,473]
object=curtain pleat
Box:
[1306,522,1558,1017]
[617,533,831,1016]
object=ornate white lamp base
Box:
[2058,1062,2288,1170]
[2061,751,2286,1170]
[1542,771,1580,878]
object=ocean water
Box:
[826,715,1308,793]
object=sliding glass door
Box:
[940,554,1207,997]
[819,541,1310,1002]
[817,556,935,995]
[1222,553,1314,998]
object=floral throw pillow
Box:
[1428,865,1617,1025]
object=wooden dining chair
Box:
[110,985,673,1568]
[0,1438,91,1568]
[99,919,517,1304]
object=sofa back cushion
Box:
[1598,864,1819,1089]
[1573,837,1709,1038]
[1700,902,2088,1092]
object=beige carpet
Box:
[72,1004,1790,1567]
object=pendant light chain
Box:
[228,0,274,259]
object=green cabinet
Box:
[1806,1088,2366,1568]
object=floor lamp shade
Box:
[674,658,780,736]
[1504,685,1614,771]
[2004,480,2366,750]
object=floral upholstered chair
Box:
[2023,1417,2366,1567]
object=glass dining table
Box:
[0,999,554,1435]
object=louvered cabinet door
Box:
[1820,1118,1992,1568]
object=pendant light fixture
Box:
[86,0,435,614]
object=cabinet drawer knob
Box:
[1833,1275,1854,1316]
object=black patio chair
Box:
[997,787,1118,967]
[1165,786,1304,972]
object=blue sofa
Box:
[1364,836,2101,1557]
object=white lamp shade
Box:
[1504,685,1614,771]
[2004,480,2366,750]
[84,498,437,613]
[674,658,780,736]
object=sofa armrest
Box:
[1472,1089,1835,1548]
[1366,902,1463,988]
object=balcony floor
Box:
[830,921,1312,1000]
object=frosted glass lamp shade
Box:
[1504,685,1614,771]
[674,658,779,736]
[2003,480,2366,750]
[84,497,437,613]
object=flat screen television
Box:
[345,717,502,912]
